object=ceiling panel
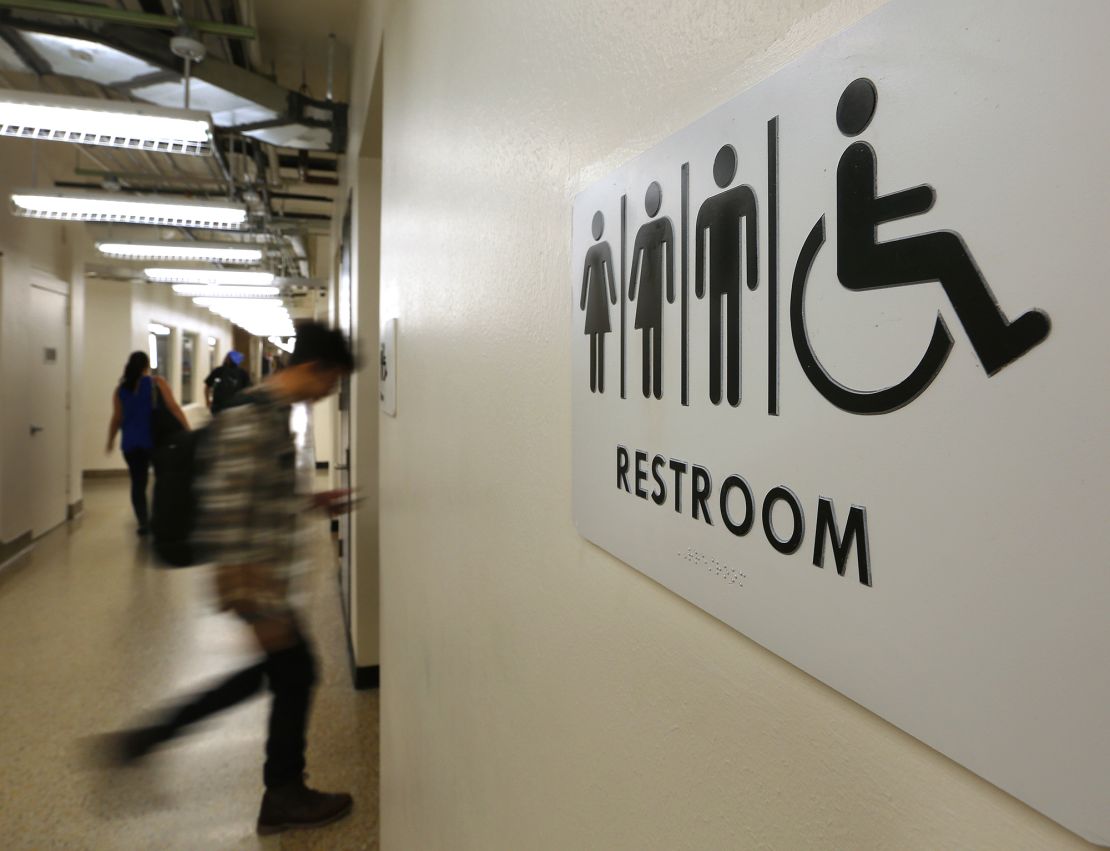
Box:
[22,32,159,86]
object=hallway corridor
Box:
[0,477,379,849]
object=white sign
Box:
[570,0,1110,843]
[380,317,397,416]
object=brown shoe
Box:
[256,781,353,835]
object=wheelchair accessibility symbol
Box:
[790,78,1051,415]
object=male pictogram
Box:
[695,144,759,406]
[580,210,618,393]
[628,181,675,399]
[836,77,1050,376]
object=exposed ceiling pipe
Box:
[267,148,283,188]
[277,154,338,172]
[286,233,309,278]
[268,191,333,203]
[54,180,233,197]
[236,0,264,74]
[202,0,235,67]
[210,132,236,197]
[0,0,256,39]
[0,24,49,75]
[267,217,330,235]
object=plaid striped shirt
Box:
[195,389,302,616]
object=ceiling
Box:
[249,0,360,103]
[0,0,363,285]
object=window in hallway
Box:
[181,333,196,404]
[148,323,171,380]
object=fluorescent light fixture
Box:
[149,322,171,336]
[147,267,273,285]
[98,240,262,264]
[198,296,295,337]
[172,284,280,298]
[193,297,283,308]
[227,321,295,337]
[11,190,247,229]
[269,335,296,354]
[0,89,213,155]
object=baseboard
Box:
[315,461,330,471]
[345,626,380,691]
[84,469,129,479]
[353,664,380,690]
[0,531,34,573]
[337,571,380,691]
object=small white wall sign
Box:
[570,0,1109,843]
[380,317,397,417]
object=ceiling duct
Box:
[0,21,347,152]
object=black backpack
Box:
[150,394,260,567]
[150,426,210,567]
[211,366,248,412]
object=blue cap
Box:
[228,350,244,366]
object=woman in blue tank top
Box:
[106,352,190,534]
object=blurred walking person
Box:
[109,323,357,835]
[106,352,190,534]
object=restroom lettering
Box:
[617,445,871,586]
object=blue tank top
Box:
[119,376,154,453]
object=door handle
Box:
[30,425,44,436]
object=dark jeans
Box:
[145,617,318,788]
[123,448,151,527]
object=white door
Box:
[29,284,69,537]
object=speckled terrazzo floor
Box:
[0,477,379,850]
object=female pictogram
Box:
[580,210,618,393]
[628,181,675,399]
[791,78,1051,414]
[695,144,759,406]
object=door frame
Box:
[29,271,71,539]
[336,192,355,629]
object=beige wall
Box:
[0,141,84,541]
[358,0,1098,847]
[82,276,233,472]
[67,250,85,508]
[350,156,382,667]
[82,279,132,473]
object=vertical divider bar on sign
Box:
[620,193,627,399]
[681,162,690,407]
[767,117,780,416]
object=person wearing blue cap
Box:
[205,350,253,414]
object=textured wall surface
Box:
[371,1,1101,848]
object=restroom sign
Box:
[570,0,1110,843]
